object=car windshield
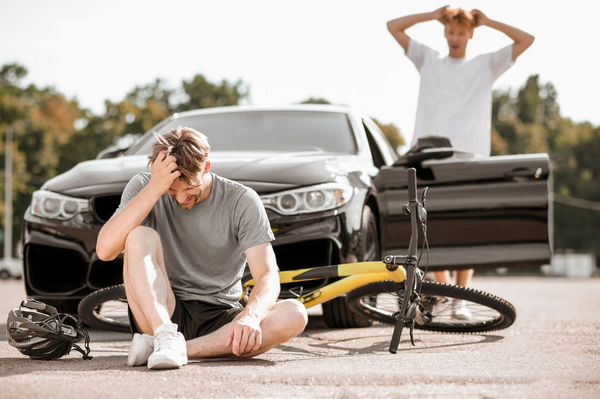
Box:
[129,110,357,155]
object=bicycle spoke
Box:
[346,281,515,333]
[93,299,129,324]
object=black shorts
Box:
[129,298,243,341]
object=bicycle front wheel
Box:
[78,284,130,333]
[346,280,516,333]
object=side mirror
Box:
[96,146,128,159]
[394,147,454,167]
[394,136,454,167]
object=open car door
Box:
[375,144,552,271]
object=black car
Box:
[22,104,552,327]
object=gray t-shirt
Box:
[115,172,275,307]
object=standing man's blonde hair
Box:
[440,8,477,29]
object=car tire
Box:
[322,205,378,328]
[0,270,10,280]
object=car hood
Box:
[43,151,363,197]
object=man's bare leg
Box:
[123,226,176,334]
[124,226,188,369]
[186,299,308,358]
[434,270,451,284]
[455,269,474,287]
[435,270,474,287]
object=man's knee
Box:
[125,226,160,251]
[277,299,308,337]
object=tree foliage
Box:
[372,118,404,155]
[177,75,248,111]
[300,97,332,105]
[1,64,85,253]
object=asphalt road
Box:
[0,276,599,399]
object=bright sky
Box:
[2,0,598,152]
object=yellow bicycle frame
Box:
[242,261,406,309]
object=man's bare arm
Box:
[226,242,280,356]
[471,9,534,61]
[96,152,181,261]
[387,6,448,51]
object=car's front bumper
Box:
[22,195,366,305]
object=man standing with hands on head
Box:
[387,6,534,318]
[96,126,307,369]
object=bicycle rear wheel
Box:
[78,284,130,333]
[346,280,516,333]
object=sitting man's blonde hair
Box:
[148,126,211,185]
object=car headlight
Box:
[30,191,90,221]
[261,183,353,215]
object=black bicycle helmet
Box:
[6,299,92,360]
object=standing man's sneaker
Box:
[451,299,472,320]
[127,333,154,366]
[147,323,188,370]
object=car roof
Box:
[173,104,355,119]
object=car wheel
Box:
[322,205,379,328]
[0,270,10,280]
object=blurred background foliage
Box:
[0,63,598,264]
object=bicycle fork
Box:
[387,257,419,354]
[387,167,423,354]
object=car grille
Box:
[273,239,337,298]
[25,244,88,294]
[25,243,124,296]
[91,195,122,223]
[88,257,124,289]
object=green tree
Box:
[372,118,404,155]
[126,78,175,113]
[0,63,27,87]
[491,75,557,156]
[517,75,543,124]
[1,63,84,257]
[300,97,331,105]
[177,75,248,111]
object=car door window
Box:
[363,121,395,169]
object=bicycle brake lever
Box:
[409,320,416,346]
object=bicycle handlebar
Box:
[407,167,417,203]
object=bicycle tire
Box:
[346,280,516,333]
[78,284,130,333]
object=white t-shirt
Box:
[407,38,513,157]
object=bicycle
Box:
[78,168,516,353]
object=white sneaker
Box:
[127,333,154,366]
[147,323,188,370]
[451,299,472,320]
